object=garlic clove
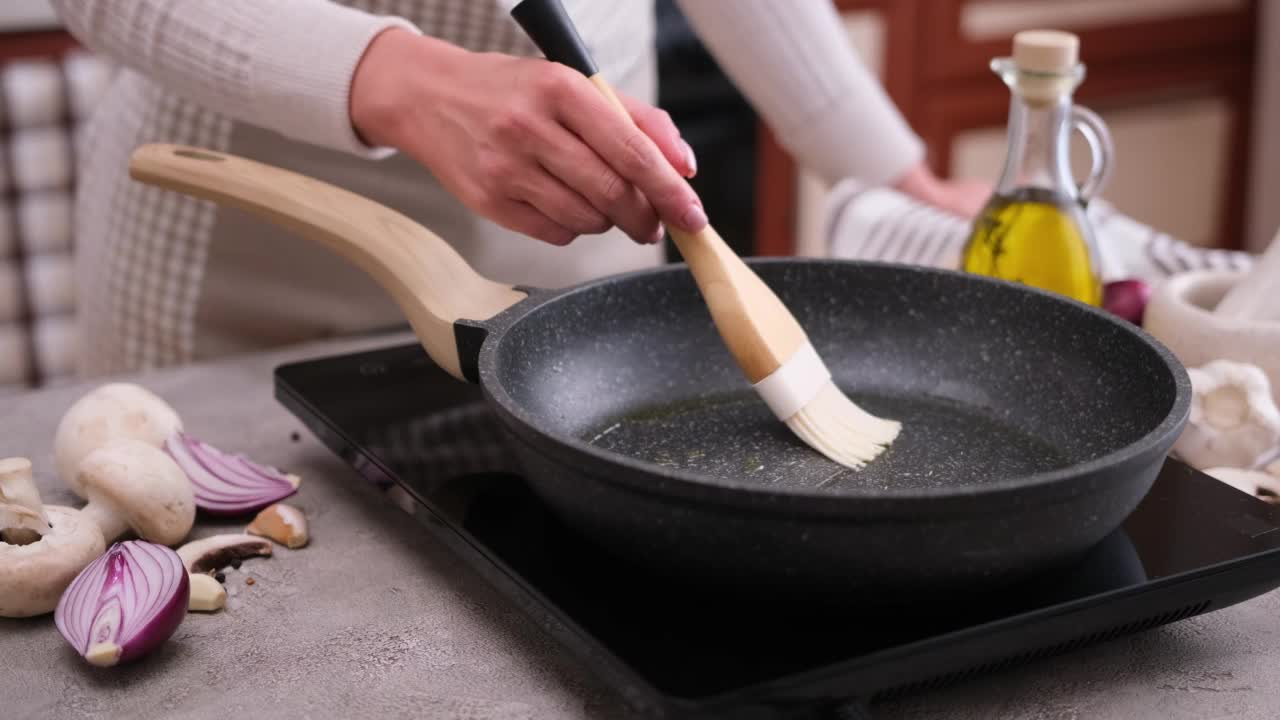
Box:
[246,503,308,549]
[187,572,226,612]
[176,534,272,574]
[1202,384,1251,429]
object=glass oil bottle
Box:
[961,30,1114,305]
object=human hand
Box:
[350,29,704,246]
[893,161,991,219]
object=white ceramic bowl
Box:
[1144,270,1280,406]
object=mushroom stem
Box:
[80,498,130,543]
[0,458,49,544]
[75,440,195,546]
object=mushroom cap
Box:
[78,440,195,545]
[54,383,184,498]
[0,506,106,617]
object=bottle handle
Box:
[1071,105,1114,205]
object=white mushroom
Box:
[54,383,183,498]
[1173,360,1280,470]
[54,382,301,516]
[176,534,272,574]
[0,459,107,618]
[1,506,106,617]
[76,440,195,545]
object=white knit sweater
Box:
[54,0,921,182]
[51,0,924,374]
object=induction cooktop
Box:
[275,342,1280,719]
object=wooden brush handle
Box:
[590,75,807,382]
[128,144,525,381]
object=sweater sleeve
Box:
[49,0,420,157]
[674,0,924,186]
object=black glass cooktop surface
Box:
[275,342,1280,719]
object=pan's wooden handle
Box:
[128,144,526,381]
[589,76,807,383]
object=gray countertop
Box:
[4,333,1280,719]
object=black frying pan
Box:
[129,145,1190,594]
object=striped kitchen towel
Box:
[0,50,114,391]
[824,180,1254,283]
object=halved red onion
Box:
[55,541,189,667]
[165,432,299,516]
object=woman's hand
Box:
[351,29,704,246]
[893,161,991,219]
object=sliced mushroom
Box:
[177,534,272,574]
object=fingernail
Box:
[650,223,666,244]
[680,203,708,232]
[681,140,698,177]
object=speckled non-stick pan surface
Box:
[459,259,1191,592]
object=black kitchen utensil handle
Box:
[127,144,526,382]
[507,0,597,76]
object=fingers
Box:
[492,199,577,247]
[618,92,696,178]
[554,76,707,233]
[510,165,612,237]
[535,121,664,244]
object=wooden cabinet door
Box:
[756,0,1257,254]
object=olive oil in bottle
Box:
[963,187,1100,305]
[960,30,1113,306]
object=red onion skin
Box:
[165,432,297,517]
[1103,280,1152,325]
[116,565,188,666]
[55,541,189,667]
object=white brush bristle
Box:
[784,379,901,470]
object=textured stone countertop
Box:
[4,333,1280,720]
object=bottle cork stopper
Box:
[1013,30,1079,74]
